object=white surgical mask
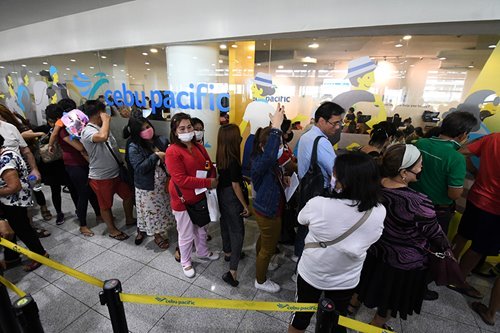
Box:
[277,147,284,159]
[194,130,204,141]
[178,132,194,142]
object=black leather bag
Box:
[105,142,134,187]
[298,136,327,210]
[174,183,210,227]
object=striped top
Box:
[368,186,447,271]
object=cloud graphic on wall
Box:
[73,71,109,99]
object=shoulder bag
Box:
[303,208,372,249]
[173,182,211,227]
[38,133,62,163]
[104,141,134,187]
[298,136,327,210]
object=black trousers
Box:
[65,165,100,226]
[290,274,354,333]
[217,186,245,271]
[2,205,46,262]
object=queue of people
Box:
[0,97,498,332]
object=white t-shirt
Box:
[243,101,275,135]
[0,120,27,155]
[297,197,386,290]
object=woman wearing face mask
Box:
[125,117,174,249]
[350,144,450,331]
[166,113,219,278]
[288,153,386,333]
[250,106,289,293]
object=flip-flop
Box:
[35,228,51,238]
[109,232,129,241]
[80,230,94,237]
[471,302,495,326]
[382,323,395,332]
[447,284,483,299]
[154,237,169,250]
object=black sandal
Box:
[175,246,181,262]
[222,271,239,287]
[135,230,146,245]
[109,232,129,241]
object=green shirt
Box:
[410,137,466,205]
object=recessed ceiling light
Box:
[11,71,17,74]
[468,65,475,68]
[101,55,107,59]
[308,43,319,48]
[150,48,158,53]
[112,76,115,79]
[395,43,403,48]
[42,61,48,65]
[218,59,223,64]
[231,44,238,48]
[142,52,148,56]
[489,44,496,49]
[70,59,76,62]
[303,64,308,67]
[146,68,151,71]
[256,63,261,66]
[403,35,412,40]
[220,44,227,50]
[278,65,284,69]
[211,63,215,66]
[120,69,124,72]
[247,55,252,59]
[113,64,117,67]
[192,56,198,60]
[89,66,94,69]
[81,72,85,75]
[145,62,150,65]
[63,73,67,76]
[29,70,33,73]
[0,66,5,69]
[21,64,26,67]
[439,57,446,60]
[66,67,70,71]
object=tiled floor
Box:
[2,190,499,333]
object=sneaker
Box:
[255,279,280,293]
[291,273,297,283]
[56,212,65,225]
[222,271,239,287]
[198,251,220,261]
[291,255,299,263]
[183,266,195,278]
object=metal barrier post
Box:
[12,295,44,333]
[0,280,21,333]
[315,298,339,333]
[99,279,128,333]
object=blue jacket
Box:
[127,136,169,191]
[251,128,283,217]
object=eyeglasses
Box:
[327,120,343,128]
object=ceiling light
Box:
[211,63,215,66]
[11,71,17,74]
[302,56,317,63]
[101,55,107,59]
[395,43,403,48]
[218,59,223,64]
[489,44,496,49]
[21,64,26,67]
[247,56,252,59]
[0,66,5,69]
[63,73,67,76]
[220,44,227,50]
[142,52,148,56]
[89,66,94,69]
[192,56,198,60]
[66,67,70,71]
[278,65,284,69]
[146,68,151,71]
[468,65,475,68]
[145,62,150,65]
[150,48,158,53]
[113,64,117,67]
[248,45,255,51]
[42,61,48,65]
[403,35,412,40]
[112,76,115,79]
[256,63,261,66]
[231,44,238,48]
[308,43,319,49]
[81,72,85,75]
[29,70,33,73]
[70,59,76,62]
[303,64,308,67]
[439,57,446,60]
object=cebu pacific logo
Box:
[250,72,291,103]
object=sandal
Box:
[175,246,181,262]
[80,229,94,237]
[109,232,129,241]
[471,302,495,326]
[135,230,146,245]
[154,236,169,250]
[40,208,52,221]
[24,253,49,272]
[347,302,360,316]
[382,324,394,332]
[35,228,51,238]
[447,284,483,299]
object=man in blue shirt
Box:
[294,102,344,265]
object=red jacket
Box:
[166,142,215,211]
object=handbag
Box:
[38,133,62,163]
[298,136,327,210]
[105,141,133,186]
[424,248,465,286]
[303,208,372,249]
[173,183,210,227]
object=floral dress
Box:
[0,150,33,207]
[135,163,175,236]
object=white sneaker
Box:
[255,279,281,293]
[198,251,220,261]
[183,266,195,278]
[268,255,279,271]
[291,255,299,263]
[291,273,297,283]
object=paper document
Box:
[285,172,299,202]
[195,170,208,195]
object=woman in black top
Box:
[216,124,250,287]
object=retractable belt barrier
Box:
[0,238,393,333]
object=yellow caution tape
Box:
[0,238,104,288]
[0,238,393,332]
[0,275,26,298]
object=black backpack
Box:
[298,136,327,210]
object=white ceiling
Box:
[0,0,134,32]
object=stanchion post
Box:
[99,279,128,333]
[12,295,44,333]
[315,297,339,333]
[0,281,21,333]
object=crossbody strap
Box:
[303,208,373,249]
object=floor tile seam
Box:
[146,307,173,333]
[36,281,95,309]
[56,307,94,333]
[419,309,482,329]
[234,310,248,332]
[107,245,162,267]
[133,264,191,291]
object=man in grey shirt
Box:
[81,100,134,240]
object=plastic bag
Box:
[61,109,89,139]
[206,189,220,222]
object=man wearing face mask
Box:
[81,100,134,241]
